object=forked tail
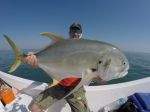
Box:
[4,35,22,73]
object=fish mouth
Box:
[118,71,128,78]
[118,64,129,78]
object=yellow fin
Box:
[40,32,64,42]
[4,35,22,73]
[49,79,59,87]
[9,59,21,73]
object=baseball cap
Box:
[70,23,82,33]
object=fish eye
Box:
[99,60,102,64]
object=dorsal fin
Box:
[40,32,64,42]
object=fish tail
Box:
[4,35,22,73]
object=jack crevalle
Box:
[4,32,129,98]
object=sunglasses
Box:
[70,28,82,33]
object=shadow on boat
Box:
[18,81,48,97]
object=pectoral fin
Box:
[63,69,96,99]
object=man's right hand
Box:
[23,52,38,67]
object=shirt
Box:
[59,77,81,87]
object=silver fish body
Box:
[36,38,129,81]
[4,33,129,81]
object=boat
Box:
[0,70,150,112]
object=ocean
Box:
[0,50,150,85]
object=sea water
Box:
[0,50,150,85]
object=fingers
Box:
[24,52,38,67]
[27,52,34,55]
[27,55,35,66]
[33,55,38,67]
[92,77,107,84]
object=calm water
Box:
[0,50,150,85]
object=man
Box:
[25,23,90,112]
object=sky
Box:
[0,0,150,53]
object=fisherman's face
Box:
[70,28,82,39]
[70,32,82,39]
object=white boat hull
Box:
[0,71,150,112]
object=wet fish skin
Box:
[4,33,129,82]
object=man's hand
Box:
[92,77,107,84]
[23,52,38,67]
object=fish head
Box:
[96,47,129,81]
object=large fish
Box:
[4,32,129,98]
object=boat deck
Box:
[0,92,32,112]
[0,87,71,112]
[1,71,150,112]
